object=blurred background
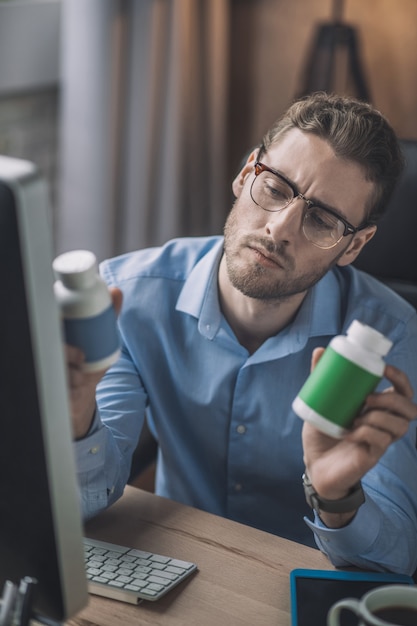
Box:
[0,0,416,262]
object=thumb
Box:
[311,346,325,372]
[110,287,123,317]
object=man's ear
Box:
[232,148,258,198]
[337,225,377,266]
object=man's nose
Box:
[264,197,305,242]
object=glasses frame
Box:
[250,161,370,248]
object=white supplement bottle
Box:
[53,250,120,372]
[292,320,393,438]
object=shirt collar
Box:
[176,238,224,339]
[176,236,343,348]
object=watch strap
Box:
[303,471,365,514]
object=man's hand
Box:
[66,287,123,440]
[302,347,417,527]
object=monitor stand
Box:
[0,578,62,626]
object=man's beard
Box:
[223,208,347,302]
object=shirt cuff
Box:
[304,493,382,556]
[74,412,106,473]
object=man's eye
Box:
[266,184,287,200]
[309,208,338,230]
[263,177,291,202]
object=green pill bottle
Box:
[292,320,393,438]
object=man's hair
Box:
[261,92,404,222]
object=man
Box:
[69,93,417,575]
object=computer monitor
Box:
[0,156,88,624]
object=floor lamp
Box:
[297,0,371,101]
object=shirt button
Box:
[236,424,246,434]
[234,483,243,492]
[89,446,100,454]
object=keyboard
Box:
[84,537,198,603]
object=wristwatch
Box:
[302,471,365,514]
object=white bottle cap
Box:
[53,250,97,290]
[347,320,393,356]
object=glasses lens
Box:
[251,170,293,212]
[303,207,345,248]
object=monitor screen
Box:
[0,156,88,624]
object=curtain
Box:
[57,0,230,262]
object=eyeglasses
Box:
[250,161,370,249]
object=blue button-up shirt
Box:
[75,236,417,574]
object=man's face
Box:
[223,129,376,301]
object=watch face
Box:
[302,477,318,510]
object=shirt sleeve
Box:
[74,346,148,519]
[304,431,417,575]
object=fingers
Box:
[110,287,123,316]
[66,345,87,390]
[311,347,325,371]
[364,390,417,424]
[362,365,416,425]
[65,344,106,438]
[64,287,122,440]
[349,415,409,453]
[66,345,103,385]
[383,363,414,399]
[66,343,85,369]
[349,369,417,449]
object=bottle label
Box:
[296,347,381,429]
[63,305,120,368]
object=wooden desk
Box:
[68,486,333,626]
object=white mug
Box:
[327,584,417,625]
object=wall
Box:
[0,1,61,234]
[0,0,416,241]
[228,0,417,181]
[0,89,59,209]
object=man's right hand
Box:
[302,347,417,528]
[66,287,123,440]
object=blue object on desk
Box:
[290,568,414,626]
